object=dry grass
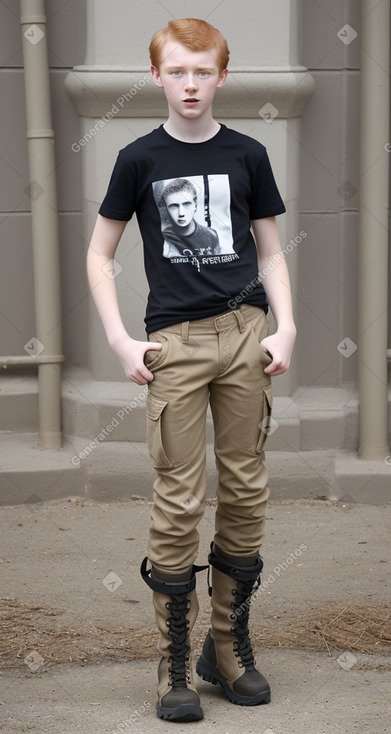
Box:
[0,598,156,669]
[251,602,391,655]
[0,598,389,670]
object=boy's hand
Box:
[260,327,296,377]
[111,336,162,385]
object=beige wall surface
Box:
[0,0,87,366]
[298,0,362,389]
[0,1,389,406]
[81,0,299,68]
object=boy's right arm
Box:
[86,214,161,385]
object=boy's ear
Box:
[151,65,163,87]
[216,68,229,88]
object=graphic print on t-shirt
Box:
[152,174,235,267]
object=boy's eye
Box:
[169,70,211,78]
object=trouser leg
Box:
[145,329,212,572]
[196,306,272,704]
[143,330,212,718]
[209,305,272,556]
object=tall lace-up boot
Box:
[140,557,206,722]
[196,543,271,706]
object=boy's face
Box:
[165,190,197,228]
[151,40,228,122]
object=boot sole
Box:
[157,702,204,721]
[196,655,271,706]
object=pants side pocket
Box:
[256,383,274,453]
[146,394,171,468]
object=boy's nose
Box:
[184,74,197,91]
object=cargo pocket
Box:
[256,383,274,453]
[146,394,171,468]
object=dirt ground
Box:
[1,496,390,671]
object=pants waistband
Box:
[156,304,264,342]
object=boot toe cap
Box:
[159,688,203,721]
[161,686,200,708]
[233,667,271,700]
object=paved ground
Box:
[1,496,390,733]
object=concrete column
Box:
[357,0,390,458]
[20,0,63,449]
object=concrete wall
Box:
[298,0,361,389]
[0,0,87,368]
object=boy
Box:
[87,18,296,723]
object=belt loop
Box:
[234,308,246,333]
[181,321,190,343]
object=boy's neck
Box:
[163,114,221,143]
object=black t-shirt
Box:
[99,124,286,333]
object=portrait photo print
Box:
[152,174,234,260]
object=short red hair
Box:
[149,18,229,73]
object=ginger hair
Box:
[149,18,229,73]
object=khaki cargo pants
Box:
[144,304,273,574]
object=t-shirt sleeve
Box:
[98,151,137,221]
[249,149,286,219]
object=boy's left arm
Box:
[251,217,296,376]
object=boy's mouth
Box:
[184,98,199,104]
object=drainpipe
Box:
[17,0,63,449]
[357,0,390,459]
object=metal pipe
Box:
[20,0,63,448]
[0,355,65,367]
[357,0,390,459]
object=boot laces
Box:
[165,593,191,687]
[230,576,260,668]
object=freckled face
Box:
[151,41,228,120]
